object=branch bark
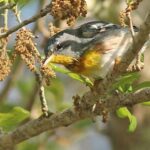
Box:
[0,3,51,39]
[0,88,150,150]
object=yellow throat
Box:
[66,50,101,77]
[46,50,101,78]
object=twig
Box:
[127,12,135,40]
[25,0,45,111]
[3,1,8,30]
[0,3,15,11]
[12,4,22,24]
[0,3,51,39]
[119,13,150,72]
[7,1,49,116]
[35,72,49,117]
[39,85,49,116]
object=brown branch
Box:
[0,88,150,150]
[0,3,51,39]
[117,13,150,73]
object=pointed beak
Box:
[43,54,55,65]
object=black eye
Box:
[56,43,62,50]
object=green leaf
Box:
[50,64,93,86]
[113,72,140,93]
[128,115,137,132]
[0,0,9,2]
[114,72,140,88]
[118,84,133,93]
[142,101,150,106]
[12,0,34,8]
[0,106,30,131]
[133,81,150,92]
[116,107,132,118]
[116,107,137,132]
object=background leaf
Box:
[50,64,93,86]
[114,72,140,89]
[0,106,30,131]
[133,81,150,92]
[142,101,150,106]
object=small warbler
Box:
[44,21,138,79]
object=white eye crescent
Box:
[90,24,98,29]
[48,45,54,52]
[55,41,63,50]
[55,41,60,45]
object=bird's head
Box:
[44,28,81,66]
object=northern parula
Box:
[44,21,138,79]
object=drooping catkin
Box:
[50,0,87,26]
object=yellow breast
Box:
[67,50,101,77]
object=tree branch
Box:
[0,3,51,39]
[0,88,150,149]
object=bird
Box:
[44,21,138,79]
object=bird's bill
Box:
[44,54,76,66]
